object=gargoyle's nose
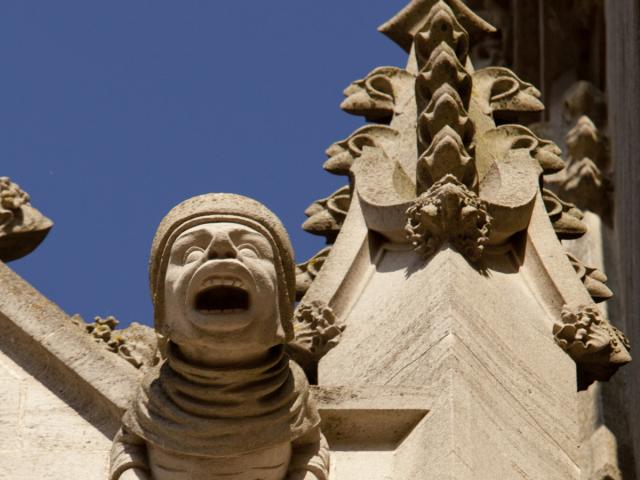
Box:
[206,233,238,260]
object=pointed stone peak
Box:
[379,0,496,53]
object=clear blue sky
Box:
[4,1,408,326]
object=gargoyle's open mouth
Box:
[194,278,250,314]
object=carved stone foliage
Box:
[72,314,157,369]
[301,0,596,270]
[406,175,491,262]
[287,301,344,385]
[554,305,631,388]
[295,186,351,300]
[542,188,587,240]
[291,301,345,363]
[302,186,351,243]
[472,67,543,117]
[341,67,415,123]
[566,253,613,304]
[0,177,52,262]
[324,125,399,176]
[296,247,331,301]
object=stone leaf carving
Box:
[474,126,556,245]
[111,194,329,480]
[477,125,565,176]
[288,301,345,381]
[406,174,491,262]
[472,67,544,116]
[74,315,157,369]
[542,188,588,240]
[341,66,415,123]
[0,177,53,262]
[296,247,332,301]
[324,125,399,176]
[566,253,613,303]
[553,305,631,387]
[302,186,351,243]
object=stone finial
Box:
[110,194,330,480]
[0,177,52,261]
[378,0,496,53]
[554,305,631,388]
[414,4,476,193]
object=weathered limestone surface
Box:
[320,243,580,478]
[0,261,141,478]
[0,345,111,478]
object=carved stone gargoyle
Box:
[110,194,329,480]
[0,177,52,261]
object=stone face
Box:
[111,194,330,480]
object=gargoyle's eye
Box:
[238,244,259,259]
[184,247,204,264]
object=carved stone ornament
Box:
[560,115,613,219]
[566,253,613,303]
[542,188,588,240]
[72,314,158,369]
[341,66,415,123]
[285,1,634,478]
[302,185,352,243]
[288,301,345,367]
[553,305,631,388]
[110,194,329,480]
[314,0,580,261]
[295,247,331,301]
[0,177,52,261]
[406,174,491,262]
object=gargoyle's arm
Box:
[288,426,330,480]
[109,427,151,480]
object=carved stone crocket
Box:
[109,194,330,480]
